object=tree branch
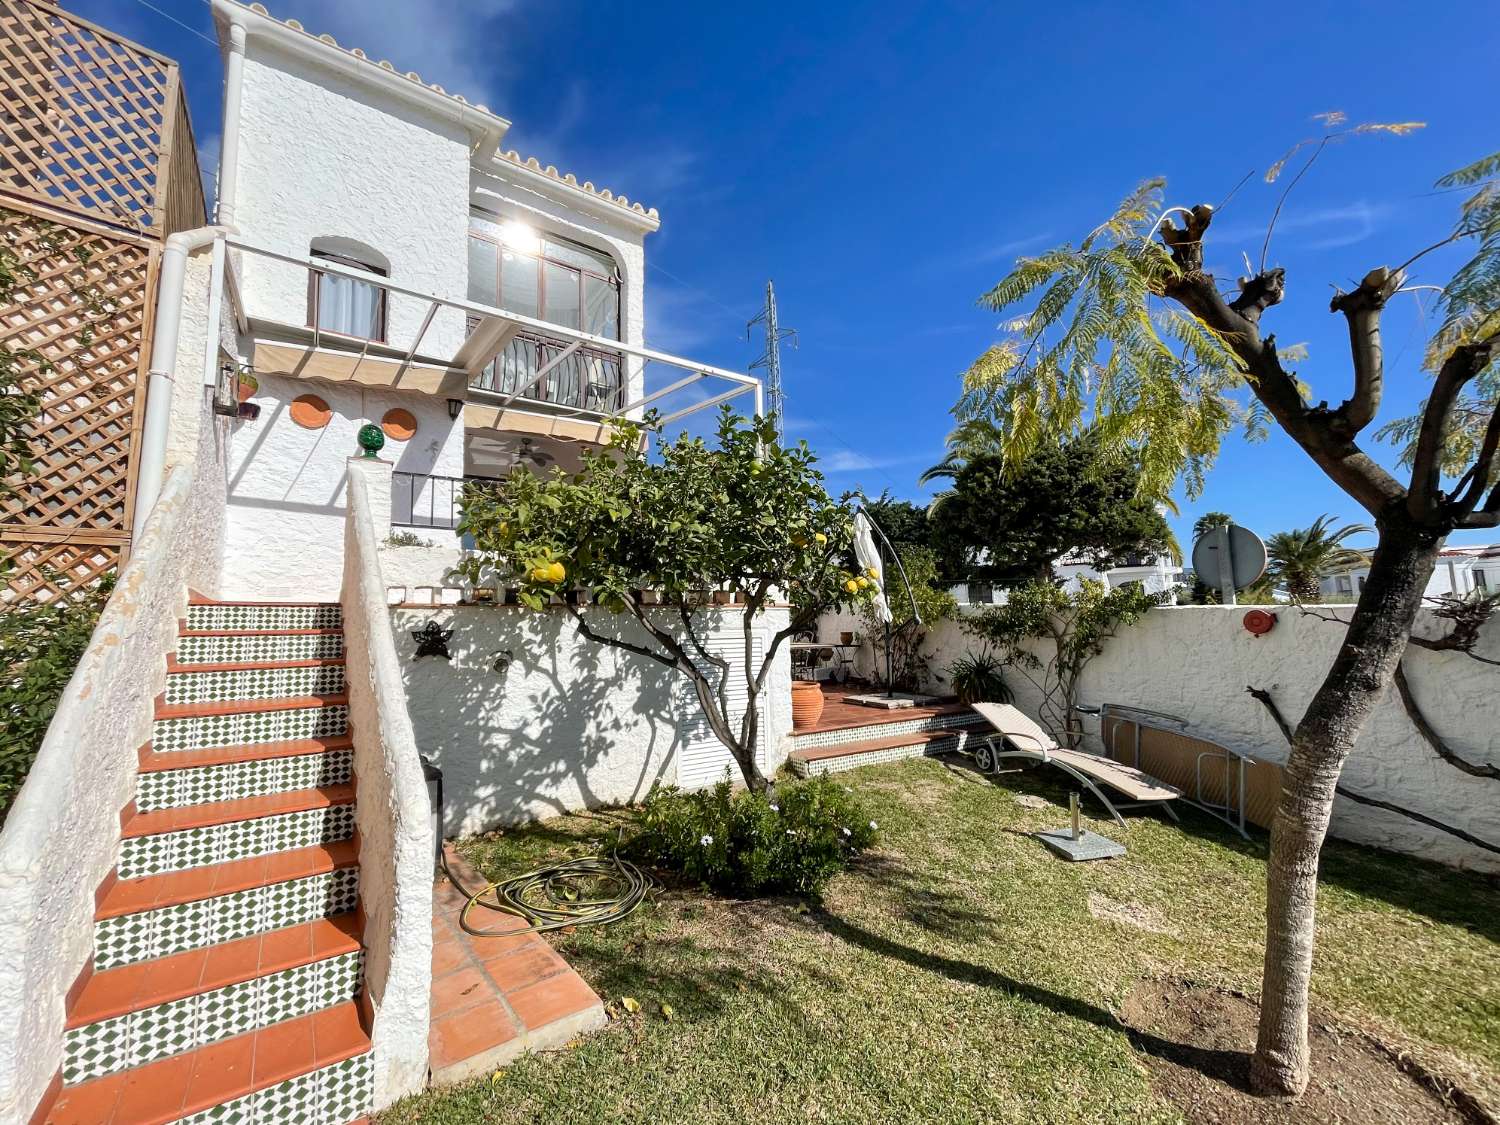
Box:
[565,602,677,670]
[1409,337,1499,522]
[1158,207,1408,518]
[1393,661,1500,778]
[1328,267,1399,437]
[1245,685,1295,743]
[1449,397,1500,516]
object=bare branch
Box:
[1449,398,1500,516]
[1246,685,1295,743]
[1328,266,1401,436]
[1393,661,1500,778]
[1409,338,1499,522]
[565,602,677,670]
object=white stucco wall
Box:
[232,41,472,356]
[0,466,199,1124]
[341,461,432,1108]
[392,604,792,835]
[819,604,1500,871]
[223,371,462,599]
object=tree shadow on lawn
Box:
[938,753,1500,943]
[809,905,1255,1094]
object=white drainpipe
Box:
[131,226,233,542]
[215,22,246,227]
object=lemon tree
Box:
[456,410,876,792]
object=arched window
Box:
[307,236,389,341]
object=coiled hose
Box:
[454,850,651,937]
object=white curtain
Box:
[317,272,381,338]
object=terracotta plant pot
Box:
[791,680,825,730]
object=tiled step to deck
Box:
[186,601,342,632]
[788,726,981,777]
[175,630,346,665]
[135,737,355,811]
[151,696,350,753]
[64,916,364,1084]
[49,1003,373,1125]
[789,705,988,753]
[117,786,357,878]
[94,841,361,971]
[164,659,347,706]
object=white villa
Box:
[952,551,1184,604]
[0,3,787,1121]
[1319,544,1500,601]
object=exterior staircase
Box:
[47,599,375,1124]
[787,701,990,777]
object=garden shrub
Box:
[625,775,878,896]
[0,577,113,818]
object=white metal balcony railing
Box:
[466,320,624,413]
[391,472,501,531]
[214,236,763,427]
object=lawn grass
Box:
[382,757,1499,1124]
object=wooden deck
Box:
[797,684,965,734]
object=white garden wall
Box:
[818,605,1500,872]
[392,603,793,835]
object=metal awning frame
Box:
[222,236,763,425]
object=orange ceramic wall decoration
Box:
[382,408,418,441]
[289,394,332,429]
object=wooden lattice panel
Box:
[1,203,150,602]
[0,0,175,231]
[0,536,118,604]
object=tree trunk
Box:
[1251,517,1439,1096]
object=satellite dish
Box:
[1191,523,1267,605]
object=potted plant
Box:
[791,673,824,729]
[947,649,1012,705]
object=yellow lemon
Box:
[844,579,858,594]
[500,521,510,536]
[814,532,828,546]
[530,566,551,583]
[856,576,869,589]
[866,566,879,579]
[548,561,566,584]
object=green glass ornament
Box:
[357,423,385,459]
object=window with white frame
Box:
[307,238,389,341]
[466,219,624,410]
[1336,575,1353,593]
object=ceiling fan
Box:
[512,437,554,467]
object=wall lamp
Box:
[447,398,464,420]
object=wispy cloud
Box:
[1214,200,1395,255]
[967,232,1056,265]
[272,0,522,111]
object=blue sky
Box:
[97,0,1499,549]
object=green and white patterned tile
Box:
[118,804,356,878]
[94,867,360,969]
[165,663,346,706]
[135,749,354,811]
[169,1050,373,1125]
[153,703,349,752]
[175,632,345,665]
[186,604,342,631]
[64,951,364,1082]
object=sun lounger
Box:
[969,702,1182,827]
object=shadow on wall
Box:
[394,606,690,835]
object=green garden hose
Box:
[455,851,651,937]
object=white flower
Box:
[842,827,851,837]
[769,804,779,812]
[869,821,878,830]
[699,834,713,846]
[786,829,795,836]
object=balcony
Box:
[391,472,501,531]
[467,322,624,413]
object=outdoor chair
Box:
[969,702,1182,827]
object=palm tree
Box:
[1192,511,1233,542]
[1265,515,1373,602]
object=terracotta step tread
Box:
[166,657,346,675]
[790,728,975,762]
[188,596,341,607]
[138,734,354,772]
[97,840,359,920]
[154,694,348,721]
[48,1002,370,1125]
[68,914,362,1027]
[177,628,344,638]
[123,784,356,837]
[794,700,973,734]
